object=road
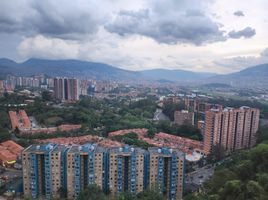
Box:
[1,169,22,180]
[184,165,215,191]
[153,108,170,121]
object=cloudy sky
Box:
[0,0,268,74]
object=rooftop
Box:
[0,140,24,164]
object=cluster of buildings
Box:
[163,96,223,114]
[203,106,260,154]
[9,110,31,130]
[94,81,119,93]
[37,128,203,158]
[108,129,203,157]
[22,144,184,200]
[184,98,223,113]
[0,140,23,167]
[173,106,260,155]
[9,110,81,134]
[53,78,125,101]
[4,75,53,91]
[1,75,89,101]
[36,134,124,148]
[164,96,260,155]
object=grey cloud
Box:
[0,0,102,39]
[105,4,226,45]
[260,48,268,57]
[233,10,245,17]
[228,27,256,39]
[0,0,256,45]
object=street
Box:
[153,108,169,121]
[185,165,215,191]
[0,168,22,180]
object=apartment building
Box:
[22,144,185,200]
[148,147,184,200]
[109,147,148,196]
[22,144,57,199]
[54,78,80,101]
[66,144,108,199]
[174,110,194,126]
[203,107,260,154]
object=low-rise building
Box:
[0,140,24,167]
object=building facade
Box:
[109,147,148,196]
[174,110,194,126]
[148,148,184,200]
[203,107,260,154]
[22,144,185,200]
[54,78,80,101]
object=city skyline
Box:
[0,0,268,74]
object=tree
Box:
[0,128,11,142]
[77,185,107,200]
[0,111,10,129]
[207,144,225,163]
[147,128,156,138]
[242,181,263,200]
[257,173,268,192]
[118,192,135,200]
[41,90,53,101]
[136,189,164,200]
[234,160,254,181]
[219,180,242,200]
[193,143,268,199]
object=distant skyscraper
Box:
[203,107,260,154]
[54,78,80,101]
[0,80,4,93]
[22,144,185,200]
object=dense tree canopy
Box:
[77,185,164,200]
[185,143,268,200]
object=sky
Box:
[0,0,268,74]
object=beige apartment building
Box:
[204,107,260,154]
[148,148,184,200]
[22,144,185,200]
[109,147,146,196]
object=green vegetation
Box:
[0,93,204,144]
[77,185,164,200]
[185,141,268,200]
[111,132,154,149]
[26,97,157,136]
[0,106,11,142]
[0,92,28,105]
[41,90,53,101]
[156,121,202,140]
[162,101,185,120]
[257,125,268,143]
[77,185,107,200]
[0,129,11,142]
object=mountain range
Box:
[0,58,267,87]
[204,63,268,88]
